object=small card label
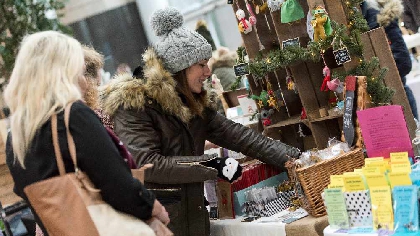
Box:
[333,47,351,65]
[282,37,300,49]
[233,63,249,77]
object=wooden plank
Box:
[306,61,329,108]
[308,121,330,148]
[360,32,375,60]
[290,63,321,118]
[324,0,347,26]
[306,0,325,9]
[232,1,279,59]
[270,0,311,44]
[221,88,248,108]
[368,27,416,140]
[273,69,303,116]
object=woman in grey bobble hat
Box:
[101,7,301,236]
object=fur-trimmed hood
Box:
[100,48,216,123]
[365,0,404,26]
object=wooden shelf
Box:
[309,114,343,123]
[265,115,307,130]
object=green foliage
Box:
[0,0,71,80]
[332,57,395,106]
[229,76,243,91]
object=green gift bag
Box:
[281,0,304,23]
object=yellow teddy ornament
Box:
[310,6,333,42]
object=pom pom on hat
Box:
[151,7,184,36]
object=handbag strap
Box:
[50,102,78,176]
[51,114,66,176]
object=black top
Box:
[6,101,155,234]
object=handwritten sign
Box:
[282,37,300,49]
[233,63,249,77]
[333,47,351,65]
[357,105,414,158]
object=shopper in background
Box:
[208,47,238,91]
[83,45,114,130]
[402,0,420,33]
[361,0,418,119]
[101,7,301,236]
[4,31,169,235]
[116,63,132,75]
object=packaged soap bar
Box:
[370,186,394,231]
[393,186,419,233]
[324,188,350,229]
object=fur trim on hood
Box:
[100,48,216,123]
[365,0,404,26]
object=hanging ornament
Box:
[245,0,265,50]
[266,79,279,111]
[251,90,269,107]
[297,124,306,137]
[320,66,331,92]
[272,71,291,117]
[333,43,351,65]
[236,5,253,34]
[257,109,275,126]
[327,78,344,93]
[255,0,272,31]
[310,6,332,42]
[300,107,307,120]
[285,67,298,93]
[306,11,314,41]
[267,0,283,12]
[281,0,305,24]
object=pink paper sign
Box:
[356,105,413,158]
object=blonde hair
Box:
[82,45,104,109]
[4,31,84,167]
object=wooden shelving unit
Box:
[231,0,415,150]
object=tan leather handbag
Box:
[24,103,156,236]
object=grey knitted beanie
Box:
[150,7,213,74]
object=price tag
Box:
[282,37,300,49]
[333,47,351,65]
[233,63,249,77]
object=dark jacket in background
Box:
[101,48,300,236]
[402,0,420,33]
[362,0,418,119]
[6,101,155,235]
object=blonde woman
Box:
[5,31,169,235]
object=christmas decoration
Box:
[236,9,253,34]
[0,0,71,80]
[332,57,395,106]
[310,6,332,42]
[327,78,344,93]
[267,0,284,12]
[320,66,331,92]
[343,76,356,147]
[257,109,275,126]
[245,0,265,50]
[281,0,304,24]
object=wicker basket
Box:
[286,148,365,217]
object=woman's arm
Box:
[113,108,218,184]
[69,102,155,220]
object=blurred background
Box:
[63,0,242,76]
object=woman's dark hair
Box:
[173,70,208,117]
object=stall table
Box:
[210,215,328,236]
